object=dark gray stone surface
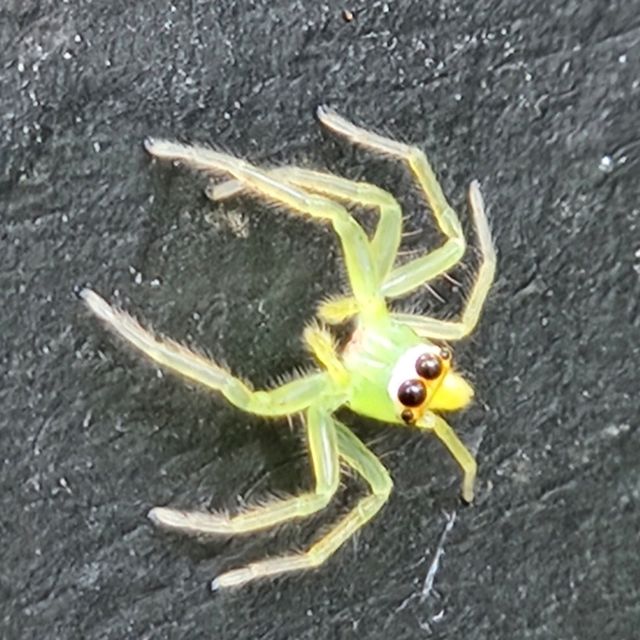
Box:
[2,1,638,638]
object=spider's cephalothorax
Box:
[82,107,495,590]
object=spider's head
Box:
[387,344,473,426]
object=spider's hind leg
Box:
[145,140,385,320]
[208,167,403,324]
[208,167,402,285]
[212,418,393,589]
[150,402,340,539]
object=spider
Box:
[81,107,496,590]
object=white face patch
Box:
[386,344,440,412]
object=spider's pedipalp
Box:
[316,294,360,325]
[303,322,349,386]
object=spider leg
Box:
[317,107,467,300]
[208,167,401,325]
[390,182,496,340]
[207,167,402,285]
[418,412,477,502]
[212,419,392,589]
[81,289,329,416]
[149,402,339,536]
[144,139,384,319]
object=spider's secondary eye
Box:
[397,379,427,407]
[415,353,442,379]
[401,409,415,424]
[439,346,451,361]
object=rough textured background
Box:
[2,1,639,639]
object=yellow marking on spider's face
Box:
[428,370,474,411]
[83,106,496,590]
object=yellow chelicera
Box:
[82,107,496,590]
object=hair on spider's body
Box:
[82,106,496,590]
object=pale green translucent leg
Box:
[419,412,477,503]
[81,289,328,416]
[150,403,339,537]
[213,420,392,589]
[391,182,496,340]
[317,107,467,300]
[207,167,402,284]
[144,139,384,318]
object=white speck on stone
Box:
[619,54,627,64]
[598,155,613,173]
[603,423,631,438]
[93,141,101,152]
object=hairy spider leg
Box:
[206,167,402,287]
[391,182,496,340]
[80,289,328,416]
[207,167,402,324]
[419,411,477,503]
[149,402,340,536]
[212,419,393,589]
[144,139,385,320]
[316,106,467,304]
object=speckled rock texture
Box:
[2,1,638,638]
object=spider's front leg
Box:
[418,412,477,503]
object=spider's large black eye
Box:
[397,379,427,407]
[416,353,442,380]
